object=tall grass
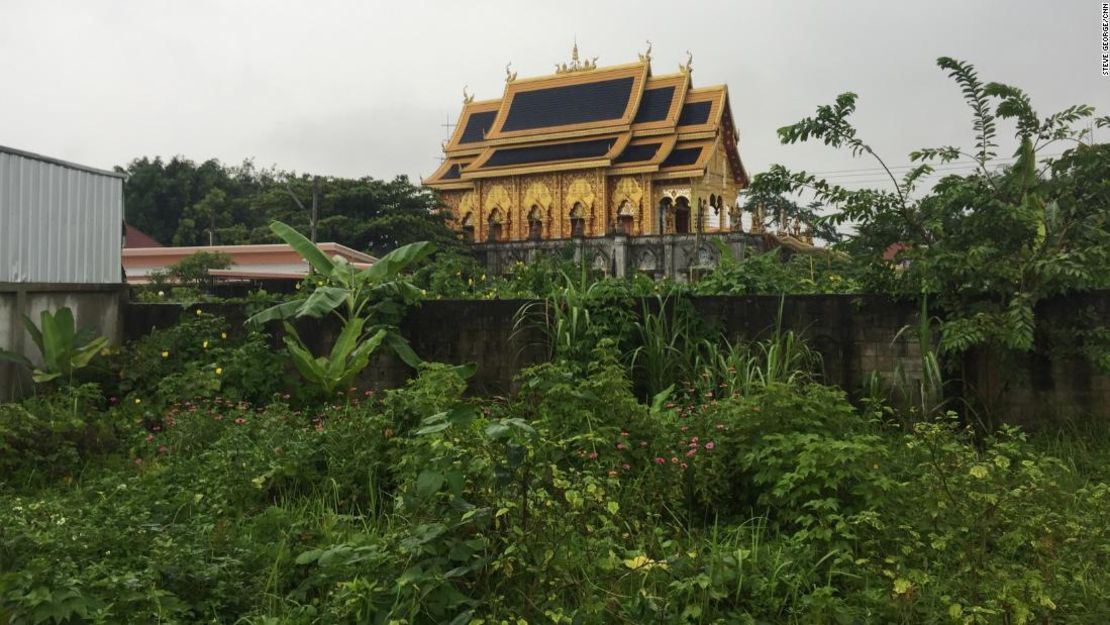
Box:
[518,277,823,402]
[635,295,822,400]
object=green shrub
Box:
[112,311,286,408]
[0,384,111,488]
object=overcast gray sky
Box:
[2,0,1107,191]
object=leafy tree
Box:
[751,57,1108,367]
[742,187,843,244]
[119,157,458,257]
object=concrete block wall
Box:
[121,293,1110,426]
[0,284,124,399]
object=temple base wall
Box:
[469,232,767,282]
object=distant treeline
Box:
[116,157,458,256]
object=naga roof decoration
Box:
[424,50,747,188]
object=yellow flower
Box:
[195,308,203,316]
[202,340,209,349]
[220,332,227,340]
[134,398,142,405]
[622,555,667,571]
[215,367,223,376]
[161,350,169,359]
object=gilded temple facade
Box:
[424,47,765,279]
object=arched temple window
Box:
[487,207,504,242]
[569,202,586,238]
[616,200,634,234]
[674,197,691,234]
[527,205,544,241]
[658,196,673,234]
[460,212,475,243]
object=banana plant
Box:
[247,221,434,394]
[0,307,109,384]
[282,319,387,397]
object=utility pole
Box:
[311,176,319,243]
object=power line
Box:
[801,152,1064,176]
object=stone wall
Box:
[1,283,125,400]
[122,293,1110,425]
[470,232,767,281]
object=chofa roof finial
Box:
[679,50,693,74]
[462,85,474,104]
[638,40,653,62]
[505,63,517,83]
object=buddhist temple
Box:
[424,44,750,246]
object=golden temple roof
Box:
[424,53,747,188]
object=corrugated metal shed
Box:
[0,145,125,284]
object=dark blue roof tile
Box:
[678,101,712,126]
[441,164,462,180]
[661,147,703,168]
[501,78,635,132]
[613,142,662,165]
[484,137,617,168]
[459,111,497,144]
[633,86,676,124]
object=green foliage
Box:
[248,221,434,398]
[282,321,386,399]
[0,384,110,486]
[694,249,860,295]
[754,56,1108,415]
[111,310,286,407]
[120,156,457,255]
[0,308,109,385]
[3,336,1110,623]
[151,251,232,290]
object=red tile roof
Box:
[124,223,163,248]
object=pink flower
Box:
[654,457,666,465]
[616,443,627,451]
[681,462,688,470]
[670,456,679,464]
[145,434,155,442]
[234,417,246,425]
[214,414,223,421]
[690,436,699,444]
[133,457,143,466]
[639,441,648,448]
[686,449,697,458]
[680,425,689,432]
[705,442,715,450]
[157,445,168,454]
[622,463,631,470]
[588,451,599,460]
[620,431,629,437]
